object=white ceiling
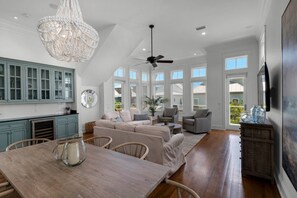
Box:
[0,0,269,61]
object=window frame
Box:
[225,55,248,71]
[171,70,184,80]
[191,67,207,78]
[114,67,125,78]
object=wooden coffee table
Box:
[155,123,182,134]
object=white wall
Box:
[206,37,259,129]
[263,0,297,197]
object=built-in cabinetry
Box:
[0,114,78,152]
[0,57,75,104]
[55,114,78,139]
[0,120,29,151]
[240,121,274,181]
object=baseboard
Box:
[211,124,225,130]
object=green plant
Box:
[144,96,169,116]
[229,100,244,124]
[114,101,122,111]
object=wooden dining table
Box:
[0,141,170,198]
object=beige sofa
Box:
[94,120,185,175]
[102,109,151,125]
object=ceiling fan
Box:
[144,24,174,68]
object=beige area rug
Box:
[182,131,206,156]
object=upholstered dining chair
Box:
[84,136,112,149]
[157,107,179,124]
[5,138,50,151]
[111,142,149,160]
[166,179,200,198]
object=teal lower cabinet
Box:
[0,120,28,151]
[55,114,78,139]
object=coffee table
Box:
[155,123,182,134]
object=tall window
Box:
[171,83,183,111]
[171,70,183,80]
[192,82,206,110]
[114,68,124,77]
[192,67,206,78]
[142,85,148,110]
[129,70,137,80]
[142,72,148,82]
[114,82,124,111]
[154,84,164,111]
[225,55,248,70]
[154,72,164,81]
[130,84,137,108]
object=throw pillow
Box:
[111,116,123,122]
[120,110,132,122]
[163,108,177,117]
[194,109,209,118]
[134,114,149,121]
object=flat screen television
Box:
[257,62,270,112]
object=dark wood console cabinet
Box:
[240,121,274,181]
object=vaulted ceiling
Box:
[0,0,270,61]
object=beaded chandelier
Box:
[37,0,99,62]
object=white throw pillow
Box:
[120,110,132,122]
[103,111,119,120]
[129,108,140,120]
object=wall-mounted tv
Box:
[257,62,270,112]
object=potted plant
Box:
[144,96,169,116]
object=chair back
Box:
[6,138,50,151]
[84,136,112,149]
[166,179,200,198]
[111,142,149,160]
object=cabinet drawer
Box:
[241,127,273,140]
[0,120,27,130]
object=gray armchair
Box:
[157,107,179,124]
[182,109,212,134]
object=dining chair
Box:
[0,181,15,197]
[84,136,112,149]
[5,138,50,151]
[166,179,200,198]
[111,142,149,160]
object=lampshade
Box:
[37,0,99,62]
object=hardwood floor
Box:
[149,130,280,198]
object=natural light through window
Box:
[171,70,183,80]
[142,72,148,82]
[192,82,207,110]
[192,67,206,78]
[114,68,124,77]
[129,70,137,80]
[225,55,248,70]
[154,72,164,81]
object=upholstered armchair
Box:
[182,109,212,134]
[157,107,179,124]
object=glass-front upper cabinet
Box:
[64,71,73,101]
[26,66,38,101]
[0,61,6,102]
[8,63,23,101]
[54,70,63,100]
[40,68,51,100]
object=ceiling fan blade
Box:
[157,60,174,63]
[152,62,158,68]
[155,55,164,61]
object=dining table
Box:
[0,141,170,198]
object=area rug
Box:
[182,131,206,156]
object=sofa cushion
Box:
[95,120,115,129]
[135,125,171,142]
[114,123,135,132]
[103,111,119,120]
[127,120,151,125]
[120,110,132,122]
[183,119,195,126]
[193,109,208,118]
[129,108,140,120]
[163,108,177,117]
[134,114,149,121]
[111,116,123,122]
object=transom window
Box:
[142,72,148,82]
[225,55,248,70]
[192,67,206,78]
[114,68,124,77]
[154,72,164,81]
[129,70,137,80]
[171,70,183,80]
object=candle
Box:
[67,142,80,165]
